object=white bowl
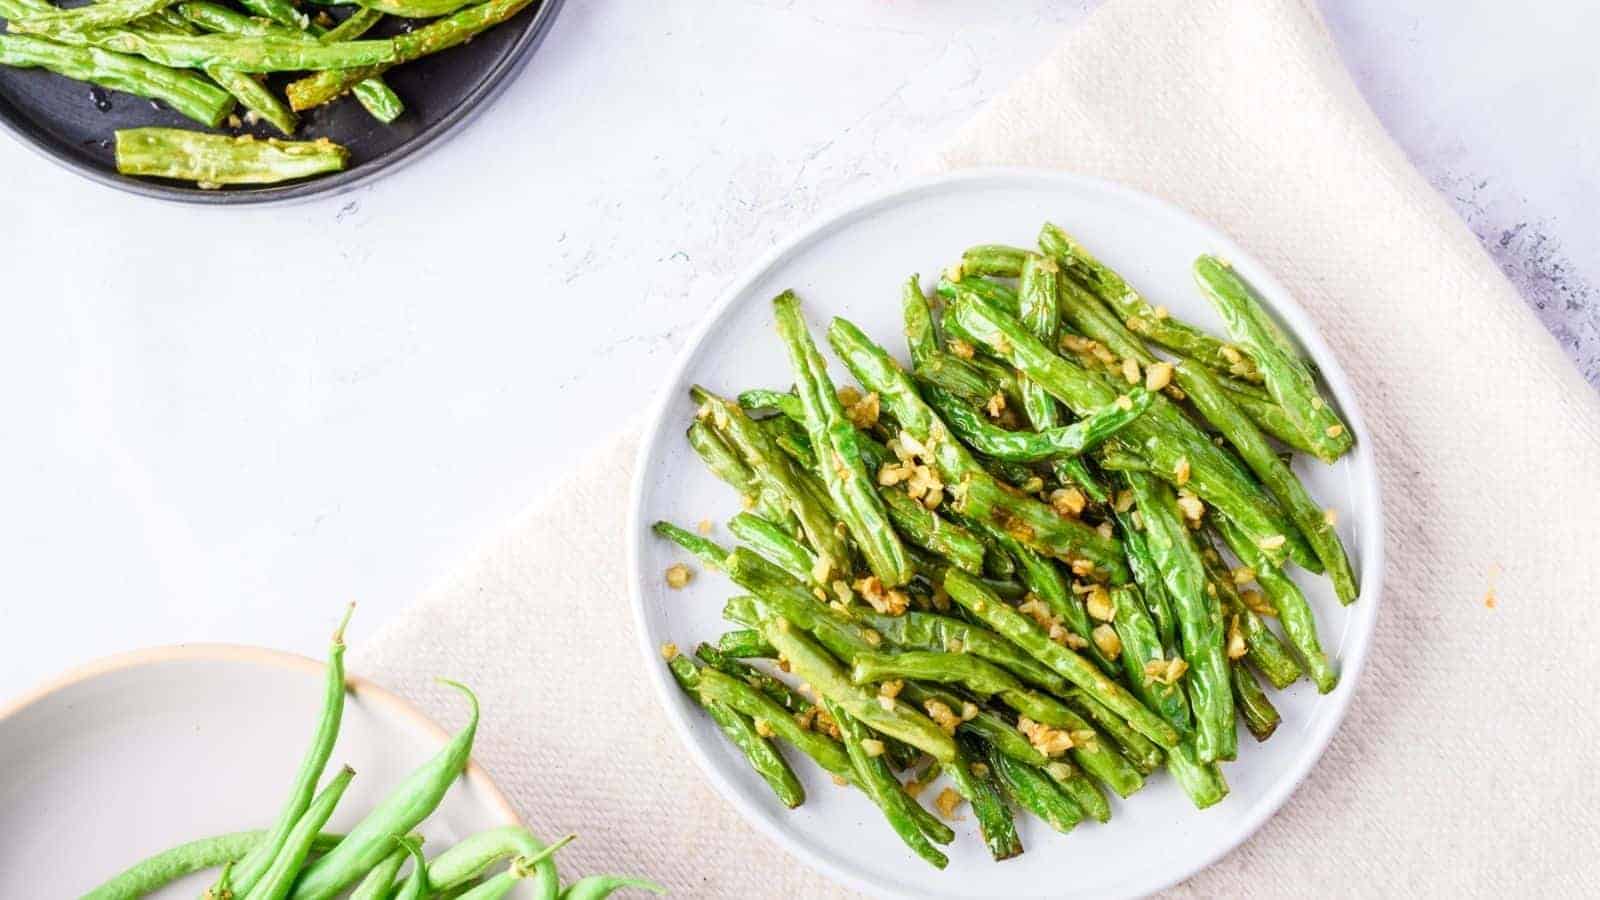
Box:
[0,643,522,897]
[627,169,1384,899]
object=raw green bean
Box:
[81,833,343,900]
[669,651,805,808]
[986,746,1083,834]
[1193,256,1352,461]
[1038,222,1262,382]
[944,569,1179,748]
[115,129,348,185]
[391,836,431,900]
[245,765,355,900]
[559,875,668,900]
[822,698,949,869]
[227,604,353,896]
[287,0,537,110]
[0,32,233,128]
[827,316,1128,579]
[289,682,480,900]
[347,840,408,900]
[762,618,956,763]
[775,290,913,585]
[1124,471,1235,763]
[1232,662,1280,741]
[945,735,1022,861]
[425,827,559,896]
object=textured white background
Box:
[1,0,1596,696]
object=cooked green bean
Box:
[1016,253,1063,430]
[669,651,805,808]
[987,745,1083,834]
[823,697,950,869]
[115,128,347,185]
[1216,518,1336,691]
[727,511,817,585]
[1059,687,1162,777]
[11,0,178,33]
[852,608,1068,694]
[946,735,1022,861]
[714,627,778,659]
[1199,531,1303,690]
[1107,584,1191,735]
[650,520,727,570]
[1232,662,1280,741]
[921,381,1151,462]
[960,244,1028,278]
[0,32,233,128]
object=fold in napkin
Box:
[358,0,1600,895]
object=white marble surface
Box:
[1,0,1595,698]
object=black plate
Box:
[0,0,564,204]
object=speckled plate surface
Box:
[0,644,521,896]
[627,169,1384,899]
[0,0,564,204]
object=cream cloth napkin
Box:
[354,0,1600,895]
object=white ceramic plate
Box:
[627,169,1384,899]
[0,644,521,897]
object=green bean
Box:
[727,512,817,585]
[946,735,1022,861]
[16,26,399,72]
[697,668,852,779]
[1110,485,1179,654]
[775,291,914,585]
[875,487,985,576]
[1016,252,1064,430]
[425,827,560,896]
[115,129,348,185]
[558,875,668,900]
[347,840,409,900]
[1038,222,1261,382]
[849,650,1079,731]
[1199,531,1302,689]
[986,746,1083,834]
[827,316,1127,579]
[902,274,941,367]
[286,0,537,110]
[762,618,956,763]
[1219,374,1321,455]
[0,33,233,128]
[669,651,805,808]
[686,421,788,524]
[289,682,479,900]
[920,381,1152,462]
[246,765,355,900]
[140,11,297,136]
[82,832,344,900]
[726,548,876,658]
[1232,662,1280,741]
[1123,471,1235,763]
[1216,518,1335,690]
[1108,584,1191,736]
[693,387,850,579]
[714,627,777,659]
[650,520,727,570]
[944,569,1179,748]
[935,274,1020,317]
[227,605,353,896]
[853,608,1068,694]
[757,412,818,472]
[1165,739,1230,810]
[983,524,1116,673]
[204,861,234,900]
[1059,688,1163,777]
[960,244,1029,278]
[822,698,950,869]
[232,0,310,29]
[736,387,802,420]
[1054,766,1111,823]
[10,0,178,33]
[913,352,1021,411]
[1193,256,1351,461]
[390,836,431,900]
[946,291,1314,570]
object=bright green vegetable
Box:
[945,735,1022,861]
[83,832,340,900]
[1232,662,1280,741]
[876,487,986,576]
[1016,253,1063,429]
[1199,532,1303,690]
[289,683,479,900]
[390,836,431,900]
[823,698,949,869]
[353,0,475,18]
[960,244,1028,278]
[244,765,355,900]
[1217,517,1337,691]
[669,651,805,808]
[115,128,348,185]
[347,840,409,900]
[774,290,913,585]
[987,746,1083,834]
[425,827,561,897]
[559,875,668,900]
[225,605,353,896]
[944,569,1180,749]
[0,32,233,128]
[1193,255,1352,462]
[727,512,816,585]
[1107,584,1191,736]
[827,316,1128,579]
[714,627,777,659]
[19,27,398,72]
[287,0,536,110]
[11,0,179,33]
[982,524,1116,674]
[851,608,1067,694]
[1058,687,1163,778]
[141,11,297,135]
[762,618,956,763]
[1039,222,1262,382]
[1124,471,1235,763]
[920,382,1152,462]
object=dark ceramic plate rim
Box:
[0,0,565,206]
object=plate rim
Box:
[625,166,1386,899]
[0,641,525,830]
[0,0,566,206]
